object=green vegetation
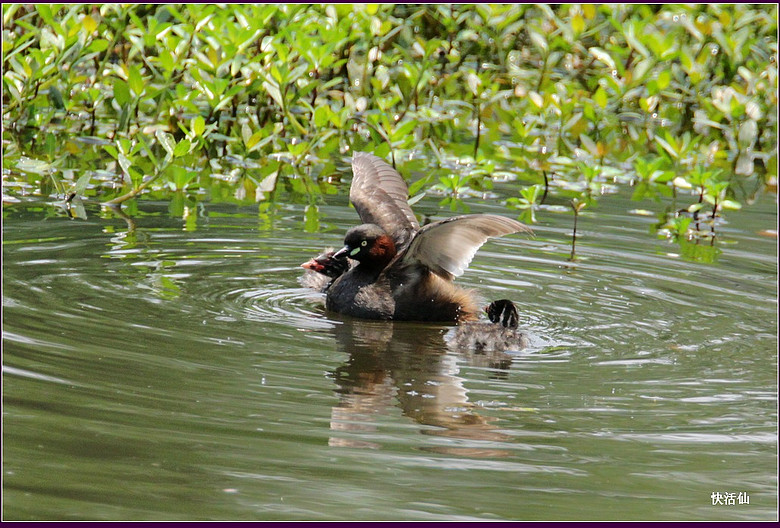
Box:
[2,4,777,252]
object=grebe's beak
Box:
[332,245,351,260]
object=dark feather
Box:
[350,152,420,251]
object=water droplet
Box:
[611,69,618,77]
[673,15,679,22]
[711,45,719,55]
[541,146,547,154]
[354,79,360,87]
[652,112,658,119]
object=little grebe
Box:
[311,152,531,322]
[449,299,529,352]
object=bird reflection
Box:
[327,318,518,457]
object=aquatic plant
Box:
[2,4,776,251]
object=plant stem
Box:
[570,208,579,261]
[104,168,165,205]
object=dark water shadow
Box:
[326,317,519,457]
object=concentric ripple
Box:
[3,196,777,521]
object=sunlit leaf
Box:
[528,30,548,54]
[582,4,596,19]
[82,14,98,33]
[15,157,52,175]
[191,115,206,137]
[593,86,607,108]
[571,14,585,34]
[155,129,176,157]
[721,199,742,210]
[589,47,615,69]
[246,131,264,151]
[657,70,671,90]
[118,154,132,178]
[579,134,598,156]
[738,120,758,147]
[262,80,284,109]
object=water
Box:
[2,188,777,520]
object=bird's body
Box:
[305,152,531,322]
[449,299,529,352]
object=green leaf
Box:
[173,139,191,158]
[157,49,174,72]
[593,86,607,108]
[35,5,54,26]
[313,105,331,128]
[654,135,678,159]
[392,119,417,141]
[69,171,93,195]
[128,65,144,97]
[103,145,118,159]
[246,131,264,151]
[657,70,671,90]
[113,79,131,106]
[48,85,64,109]
[624,21,651,57]
[87,38,109,53]
[190,116,205,137]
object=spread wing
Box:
[350,152,420,250]
[400,214,532,280]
